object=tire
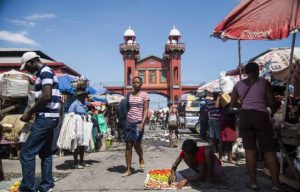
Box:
[195,123,201,134]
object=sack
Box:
[117,93,130,121]
[221,128,237,142]
[98,114,106,124]
[168,114,177,127]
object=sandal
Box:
[122,171,132,177]
[140,163,145,169]
[272,186,282,192]
[249,185,259,191]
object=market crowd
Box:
[1,52,299,192]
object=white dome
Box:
[169,26,181,36]
[124,27,135,37]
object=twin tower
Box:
[119,26,185,102]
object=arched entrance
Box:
[147,91,169,110]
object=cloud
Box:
[0,31,38,46]
[25,13,56,21]
[5,19,35,27]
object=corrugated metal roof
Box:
[0,49,55,61]
[0,57,55,63]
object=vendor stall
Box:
[0,70,33,159]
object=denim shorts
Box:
[209,119,221,139]
[124,121,143,143]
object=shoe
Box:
[83,163,90,167]
[37,188,53,192]
[73,164,84,169]
[272,186,282,192]
[249,185,259,191]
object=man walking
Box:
[19,52,61,192]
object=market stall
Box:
[0,70,33,159]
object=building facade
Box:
[115,26,196,101]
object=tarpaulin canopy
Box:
[197,76,240,93]
[250,47,300,83]
[57,74,101,95]
[213,0,300,40]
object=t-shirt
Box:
[35,65,61,116]
[126,91,150,123]
[68,99,87,115]
[207,100,221,120]
[179,147,221,166]
[179,147,206,165]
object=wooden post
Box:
[0,159,4,181]
[282,33,297,123]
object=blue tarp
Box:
[57,74,106,95]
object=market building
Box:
[105,27,199,102]
[0,49,80,76]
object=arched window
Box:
[127,67,132,86]
[174,67,178,85]
[149,70,156,83]
[139,70,145,83]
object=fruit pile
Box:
[144,169,176,190]
[8,181,21,192]
[148,169,171,183]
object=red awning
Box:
[213,0,300,40]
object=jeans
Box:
[19,115,59,192]
[209,119,221,139]
[200,119,208,139]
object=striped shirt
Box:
[207,100,221,120]
[126,91,150,123]
[35,65,61,116]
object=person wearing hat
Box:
[68,89,90,169]
[19,51,61,192]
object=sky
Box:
[1,0,298,84]
[0,0,299,109]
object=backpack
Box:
[117,92,131,122]
[168,113,178,127]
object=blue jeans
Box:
[200,119,208,139]
[20,115,59,192]
[209,119,221,139]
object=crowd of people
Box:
[12,52,300,191]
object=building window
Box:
[139,70,145,83]
[149,70,156,84]
[127,67,132,86]
[160,69,167,82]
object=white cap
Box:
[20,51,40,70]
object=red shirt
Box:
[179,147,206,165]
[179,147,222,166]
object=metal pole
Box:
[282,33,297,123]
[238,40,242,80]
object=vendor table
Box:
[265,124,300,190]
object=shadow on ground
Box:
[55,160,101,170]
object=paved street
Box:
[1,126,297,192]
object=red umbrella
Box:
[213,0,300,78]
[213,0,300,40]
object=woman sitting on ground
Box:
[169,139,222,189]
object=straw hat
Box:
[75,90,88,96]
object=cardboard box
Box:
[220,93,231,107]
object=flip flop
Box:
[122,171,132,177]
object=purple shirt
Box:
[234,78,268,113]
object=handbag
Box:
[221,128,237,142]
[228,80,256,115]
